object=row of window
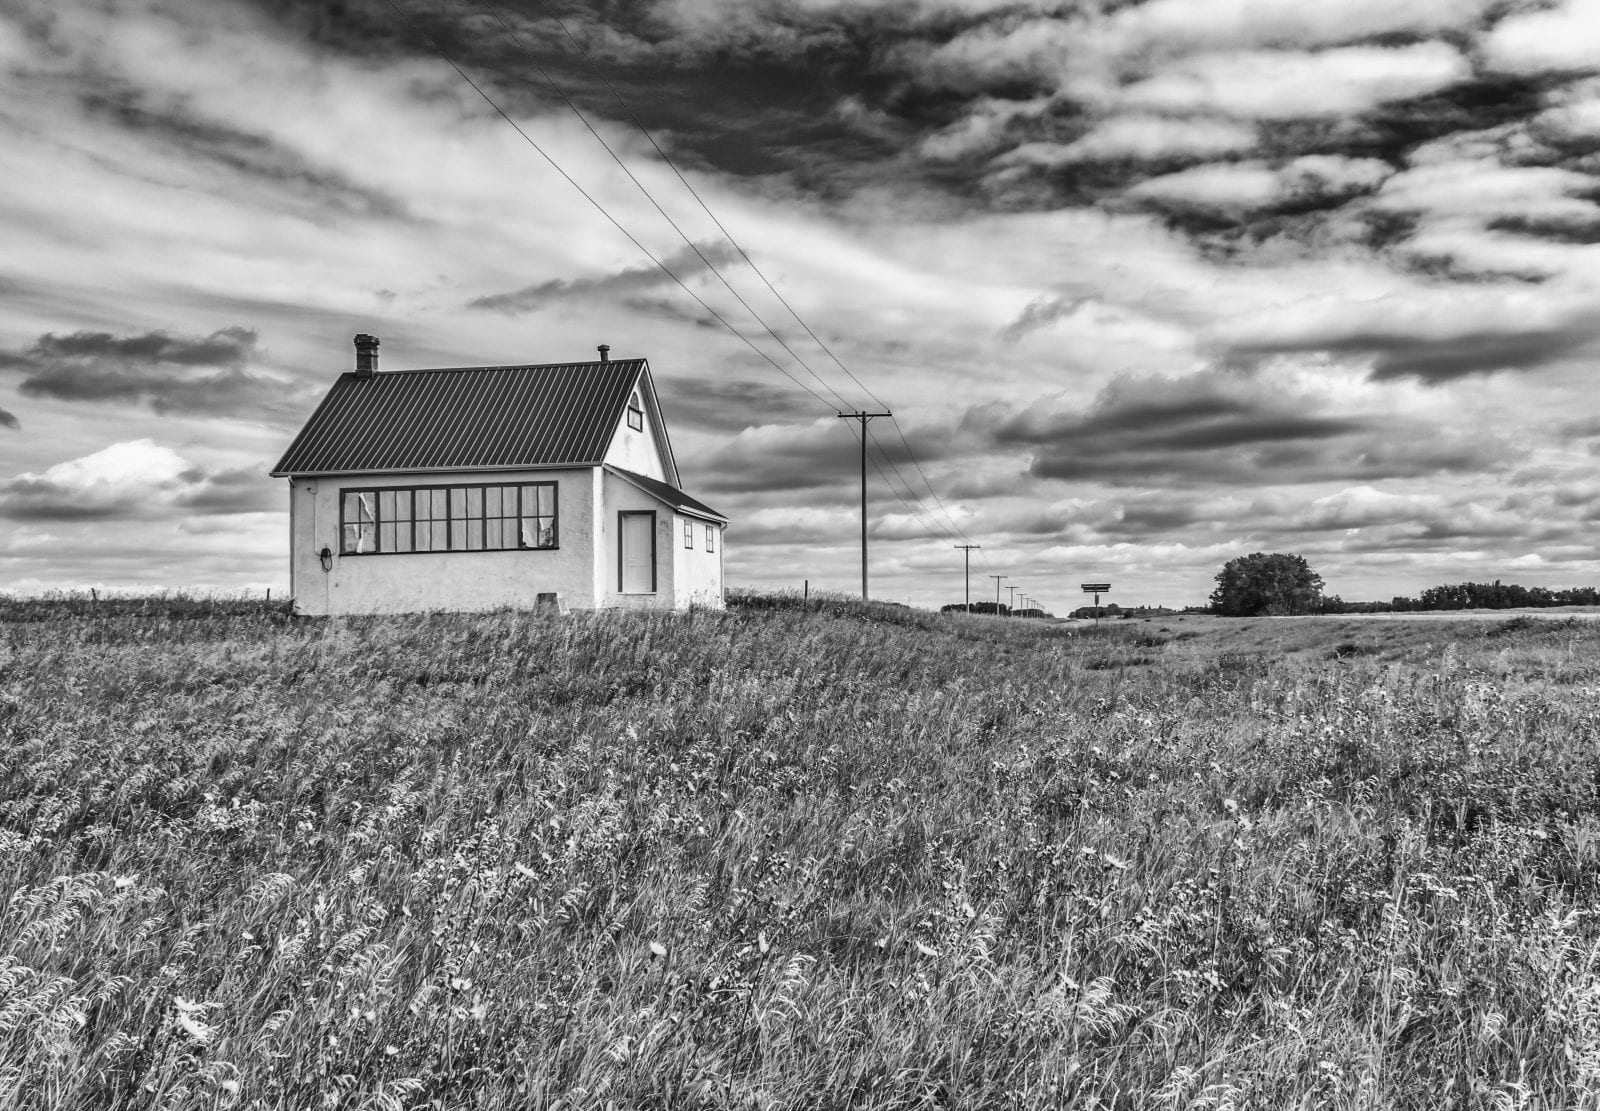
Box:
[339,483,719,557]
[341,483,557,555]
[682,520,716,552]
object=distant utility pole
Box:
[837,411,893,600]
[989,575,1006,615]
[1006,585,1018,616]
[955,545,981,612]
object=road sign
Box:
[1081,583,1111,592]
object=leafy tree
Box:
[1210,552,1325,616]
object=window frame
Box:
[683,518,694,549]
[338,481,559,556]
[705,523,716,553]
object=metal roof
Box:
[270,359,646,476]
[606,466,728,523]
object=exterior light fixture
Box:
[319,546,334,573]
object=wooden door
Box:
[619,511,655,594]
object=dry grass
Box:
[4,595,1600,1108]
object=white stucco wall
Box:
[603,399,667,479]
[288,467,600,616]
[672,516,725,609]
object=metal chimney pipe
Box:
[597,344,610,363]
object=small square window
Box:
[683,519,693,548]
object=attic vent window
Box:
[627,392,644,431]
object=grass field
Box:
[4,593,1600,1108]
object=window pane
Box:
[415,520,433,551]
[485,485,502,517]
[499,518,520,549]
[450,487,466,520]
[341,522,360,555]
[467,487,483,517]
[357,492,376,525]
[431,488,448,520]
[540,518,555,548]
[450,519,467,550]
[394,519,413,553]
[379,521,396,552]
[537,484,554,515]
[342,492,360,523]
[378,490,395,521]
[468,519,483,550]
[393,489,413,525]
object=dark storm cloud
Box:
[173,466,280,514]
[0,461,273,522]
[232,0,1600,273]
[1,327,297,418]
[0,476,128,520]
[1232,319,1600,383]
[977,372,1517,486]
[468,243,740,314]
[0,408,17,432]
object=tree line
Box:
[1211,552,1600,616]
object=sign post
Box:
[1081,583,1111,624]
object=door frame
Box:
[617,510,657,594]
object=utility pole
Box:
[955,544,981,613]
[1006,585,1018,616]
[989,575,1005,616]
[837,411,893,600]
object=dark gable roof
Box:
[271,359,645,476]
[606,466,727,523]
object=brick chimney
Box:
[354,334,379,378]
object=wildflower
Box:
[1223,798,1239,816]
[649,941,667,958]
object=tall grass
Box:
[3,600,1600,1107]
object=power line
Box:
[381,0,840,412]
[527,0,884,411]
[481,2,854,412]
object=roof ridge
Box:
[350,358,645,377]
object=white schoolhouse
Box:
[270,336,726,615]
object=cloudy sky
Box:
[5,0,1600,609]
